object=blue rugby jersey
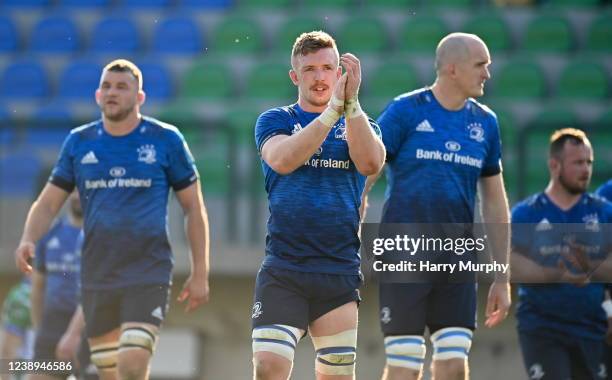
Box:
[34,216,81,312]
[597,179,612,202]
[255,103,381,275]
[377,88,502,224]
[49,117,198,290]
[512,192,612,339]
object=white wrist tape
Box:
[318,107,341,129]
[345,97,364,119]
[329,95,344,109]
[603,299,612,318]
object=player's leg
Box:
[427,283,477,380]
[570,336,605,380]
[82,289,121,380]
[307,272,363,380]
[518,330,571,380]
[251,267,308,380]
[29,309,76,380]
[116,284,169,380]
[379,283,429,380]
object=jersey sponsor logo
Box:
[137,144,156,164]
[292,123,303,135]
[467,123,485,143]
[46,237,60,249]
[380,307,391,324]
[415,149,483,169]
[445,141,461,152]
[252,302,263,319]
[535,218,552,231]
[304,157,350,170]
[109,167,126,178]
[416,119,434,132]
[315,147,323,156]
[85,178,152,189]
[151,306,164,321]
[528,363,545,380]
[81,151,99,164]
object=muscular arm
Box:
[346,115,385,176]
[15,183,70,273]
[175,181,210,311]
[360,171,383,221]
[479,174,511,278]
[30,270,46,329]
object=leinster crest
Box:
[138,144,156,164]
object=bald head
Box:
[435,33,487,74]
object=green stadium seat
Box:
[531,106,578,128]
[212,15,263,54]
[338,16,388,54]
[597,109,612,126]
[194,131,230,194]
[239,0,292,8]
[462,14,511,52]
[363,0,419,7]
[494,61,546,99]
[399,15,448,53]
[276,17,326,53]
[156,104,199,126]
[523,15,573,53]
[305,0,353,7]
[585,15,612,53]
[182,61,233,99]
[245,62,294,101]
[557,60,608,100]
[365,62,419,98]
[547,0,599,7]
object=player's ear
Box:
[548,157,559,176]
[289,69,299,86]
[137,90,146,106]
[95,89,102,106]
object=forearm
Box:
[30,283,44,329]
[346,114,385,176]
[185,191,209,278]
[510,251,559,283]
[482,194,510,280]
[21,200,62,244]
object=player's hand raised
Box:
[340,53,361,100]
[177,273,210,312]
[15,241,35,273]
[332,72,348,109]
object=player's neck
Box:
[102,112,142,136]
[545,182,583,211]
[297,97,327,114]
[431,81,467,111]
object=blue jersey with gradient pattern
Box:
[512,192,612,339]
[49,117,198,290]
[34,217,81,312]
[597,179,612,201]
[377,88,502,223]
[255,103,381,275]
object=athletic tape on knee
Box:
[430,327,473,361]
[119,326,157,353]
[602,300,612,318]
[384,335,426,371]
[311,329,357,376]
[90,342,119,370]
[252,324,301,361]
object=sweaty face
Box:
[455,41,491,98]
[555,142,593,195]
[96,71,141,122]
[291,48,340,108]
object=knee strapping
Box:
[119,326,157,353]
[384,335,426,371]
[431,327,473,361]
[90,342,119,370]
[311,329,357,376]
[252,324,301,361]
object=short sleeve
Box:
[596,181,612,202]
[481,113,502,177]
[254,108,293,154]
[166,130,198,191]
[377,100,407,162]
[49,133,76,192]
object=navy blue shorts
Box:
[605,342,612,379]
[379,282,477,336]
[519,330,604,380]
[251,266,362,331]
[82,284,170,338]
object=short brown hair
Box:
[291,31,338,67]
[102,59,143,90]
[549,128,590,158]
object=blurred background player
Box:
[361,32,511,380]
[29,190,84,380]
[597,180,612,380]
[14,59,210,380]
[511,128,612,380]
[0,278,34,380]
[251,31,384,379]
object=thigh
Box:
[309,301,358,337]
[82,289,121,338]
[252,267,310,331]
[34,309,75,359]
[427,283,477,332]
[308,273,361,325]
[571,337,604,380]
[519,331,572,380]
[379,283,430,336]
[120,284,170,328]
